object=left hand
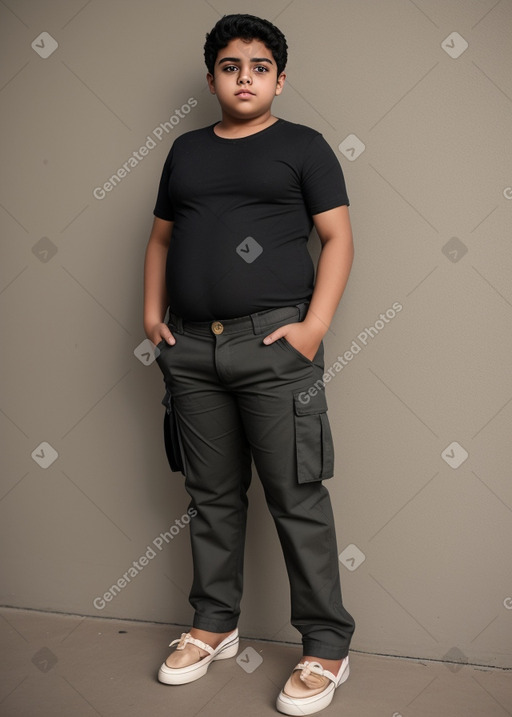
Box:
[263,322,323,362]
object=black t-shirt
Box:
[153,118,349,321]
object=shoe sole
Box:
[276,661,349,715]
[158,636,239,685]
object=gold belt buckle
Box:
[211,321,224,335]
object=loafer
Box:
[158,629,239,685]
[276,657,349,715]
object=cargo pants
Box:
[155,303,355,659]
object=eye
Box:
[223,65,239,72]
[254,65,269,73]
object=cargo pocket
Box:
[161,386,186,474]
[293,388,334,483]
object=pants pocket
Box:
[293,388,334,483]
[279,337,314,366]
[161,386,186,474]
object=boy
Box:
[143,14,355,715]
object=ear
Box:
[275,72,286,96]
[206,72,215,94]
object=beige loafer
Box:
[158,629,239,685]
[276,657,349,715]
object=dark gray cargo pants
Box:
[155,303,355,659]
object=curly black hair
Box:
[204,14,288,75]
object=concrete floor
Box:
[0,607,510,717]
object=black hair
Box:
[204,14,288,75]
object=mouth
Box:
[235,90,255,97]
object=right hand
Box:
[148,322,176,348]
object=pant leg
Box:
[227,317,355,659]
[156,326,252,633]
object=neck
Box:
[214,112,278,138]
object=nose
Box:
[238,73,251,85]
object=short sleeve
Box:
[301,134,349,216]
[153,148,175,221]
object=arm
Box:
[263,205,354,360]
[143,216,176,346]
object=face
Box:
[207,38,286,121]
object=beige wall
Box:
[1,0,511,669]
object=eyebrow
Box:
[218,57,274,65]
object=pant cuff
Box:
[192,615,239,633]
[302,641,350,660]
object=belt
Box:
[170,303,309,336]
